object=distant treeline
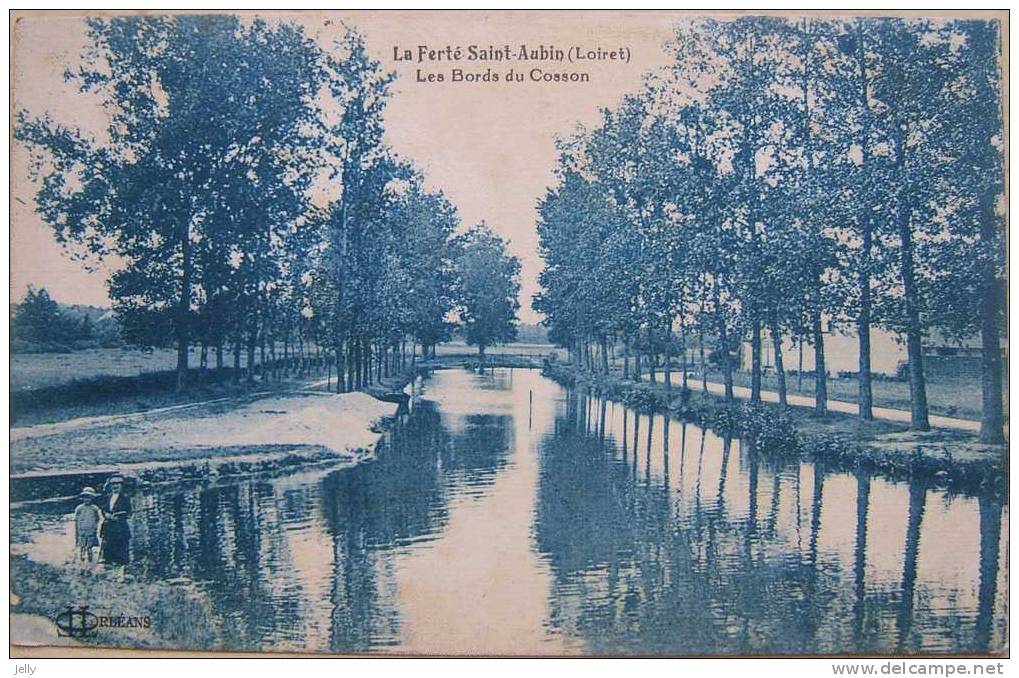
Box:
[16,16,520,392]
[451,323,550,345]
[11,286,121,353]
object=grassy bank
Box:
[544,361,1006,495]
[631,361,1002,422]
[711,368,1001,422]
[9,356,348,427]
[10,555,222,651]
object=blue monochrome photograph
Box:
[8,10,1009,658]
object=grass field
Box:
[11,347,186,392]
[723,370,998,422]
[11,343,563,392]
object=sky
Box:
[10,10,684,323]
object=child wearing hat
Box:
[74,487,102,562]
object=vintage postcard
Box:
[9,10,1009,659]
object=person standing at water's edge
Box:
[99,475,132,566]
[73,487,101,563]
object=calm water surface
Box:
[13,368,1008,655]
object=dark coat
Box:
[100,493,132,565]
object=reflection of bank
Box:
[534,390,1008,654]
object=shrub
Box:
[621,385,659,413]
[739,402,799,454]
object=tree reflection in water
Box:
[17,371,1005,655]
[533,391,1006,655]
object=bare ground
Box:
[10,389,397,476]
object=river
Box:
[10,367,1008,655]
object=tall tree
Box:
[456,224,521,357]
[17,16,323,389]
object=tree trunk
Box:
[623,337,630,380]
[750,319,762,402]
[233,338,241,385]
[664,350,672,391]
[372,341,378,384]
[769,314,787,408]
[356,339,364,388]
[855,21,875,422]
[897,192,930,431]
[978,200,1005,443]
[259,335,267,383]
[269,341,277,383]
[664,319,673,391]
[634,338,642,382]
[215,344,224,371]
[338,340,346,393]
[980,305,1005,444]
[327,353,333,392]
[338,340,347,393]
[813,309,828,415]
[246,336,256,385]
[679,320,688,390]
[347,337,356,391]
[365,340,373,386]
[801,25,827,417]
[714,287,733,401]
[362,336,370,385]
[798,339,804,392]
[681,339,688,390]
[175,228,191,392]
[699,332,707,393]
[858,246,875,420]
[347,338,355,390]
[600,334,609,375]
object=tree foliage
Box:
[534,16,1006,440]
[16,16,469,392]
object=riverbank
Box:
[10,556,221,650]
[10,386,401,651]
[11,347,524,488]
[11,389,398,489]
[543,361,1007,495]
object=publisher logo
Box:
[54,605,152,637]
[55,606,99,638]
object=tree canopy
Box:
[534,16,1006,442]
